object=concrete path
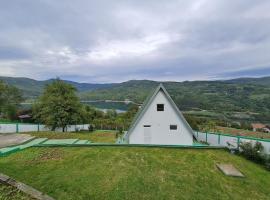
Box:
[0,133,35,148]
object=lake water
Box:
[20,101,130,113]
[82,102,129,113]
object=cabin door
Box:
[143,125,151,144]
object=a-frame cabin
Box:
[125,83,196,145]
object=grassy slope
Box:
[0,184,33,200]
[0,148,269,200]
[28,130,117,143]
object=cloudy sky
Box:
[0,0,270,83]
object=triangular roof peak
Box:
[126,83,196,141]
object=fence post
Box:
[206,132,208,143]
[37,124,40,132]
[16,123,19,133]
[218,134,221,144]
[237,137,240,150]
[197,131,199,138]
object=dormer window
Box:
[157,104,164,111]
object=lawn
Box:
[0,147,269,200]
[216,126,270,139]
[0,183,33,200]
[27,130,117,143]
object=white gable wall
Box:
[129,90,193,145]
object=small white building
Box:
[125,84,196,145]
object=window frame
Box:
[170,124,177,130]
[143,125,151,127]
[157,104,164,111]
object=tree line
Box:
[0,79,139,132]
[0,81,23,120]
[33,79,138,132]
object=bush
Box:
[231,122,241,129]
[116,127,123,139]
[88,124,94,132]
[265,157,270,171]
[239,141,270,170]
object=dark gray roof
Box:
[125,83,196,141]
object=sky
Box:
[0,0,270,83]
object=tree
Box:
[0,81,23,120]
[184,114,199,131]
[202,120,217,132]
[33,79,82,132]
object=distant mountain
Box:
[224,76,270,86]
[79,77,270,122]
[1,76,270,122]
[0,76,114,98]
[1,76,270,100]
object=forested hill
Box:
[1,76,270,121]
[80,78,270,112]
[0,76,114,98]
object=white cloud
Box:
[86,33,180,62]
[0,0,269,82]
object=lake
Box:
[21,102,130,113]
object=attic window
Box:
[170,125,177,130]
[157,104,164,111]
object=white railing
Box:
[195,131,270,154]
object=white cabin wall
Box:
[129,90,193,145]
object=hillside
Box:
[0,76,113,98]
[225,76,270,86]
[1,76,270,122]
[80,78,270,122]
[0,148,269,200]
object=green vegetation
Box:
[239,141,270,170]
[0,81,23,120]
[88,105,138,131]
[0,76,112,98]
[0,183,33,200]
[30,79,138,132]
[0,148,269,200]
[33,79,83,132]
[28,130,117,143]
[3,76,270,123]
[1,76,270,137]
[80,79,270,123]
[216,126,270,139]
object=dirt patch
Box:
[0,134,35,148]
[30,149,64,163]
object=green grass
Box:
[184,110,223,117]
[0,183,33,200]
[0,148,269,200]
[28,130,117,143]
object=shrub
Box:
[231,122,241,129]
[239,141,265,164]
[265,156,270,171]
[116,127,123,139]
[88,124,94,132]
